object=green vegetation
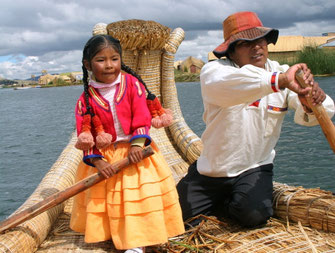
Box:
[51,79,68,86]
[0,79,18,86]
[174,69,200,82]
[42,81,82,88]
[297,47,335,75]
[278,47,335,76]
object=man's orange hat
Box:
[213,11,279,58]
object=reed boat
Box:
[13,86,32,90]
[1,20,335,253]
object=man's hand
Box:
[279,63,326,110]
[279,63,312,95]
[298,80,326,111]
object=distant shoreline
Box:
[2,72,333,89]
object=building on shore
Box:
[319,40,335,50]
[38,74,55,85]
[38,72,83,85]
[268,35,335,62]
[175,56,205,74]
[174,60,182,70]
[69,72,83,83]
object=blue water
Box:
[0,77,335,221]
[0,85,82,221]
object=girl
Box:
[70,35,185,253]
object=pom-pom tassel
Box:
[151,116,163,128]
[146,93,173,128]
[159,108,173,126]
[92,115,113,149]
[75,114,95,150]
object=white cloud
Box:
[0,51,82,80]
[0,0,334,79]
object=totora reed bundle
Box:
[273,182,335,233]
[106,19,171,51]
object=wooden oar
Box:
[0,146,154,234]
[295,70,335,153]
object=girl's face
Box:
[85,46,121,84]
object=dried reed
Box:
[273,182,335,233]
[107,19,171,51]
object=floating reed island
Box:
[0,19,335,253]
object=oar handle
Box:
[295,70,335,153]
[0,146,154,234]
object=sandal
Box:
[124,247,145,253]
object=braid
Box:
[82,65,94,116]
[121,62,151,95]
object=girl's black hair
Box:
[81,34,152,115]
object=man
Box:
[177,11,335,228]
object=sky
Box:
[0,0,334,80]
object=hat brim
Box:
[213,27,279,59]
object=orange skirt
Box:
[69,141,185,249]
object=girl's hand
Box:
[129,145,143,164]
[90,158,117,178]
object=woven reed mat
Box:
[156,215,335,252]
[36,201,335,252]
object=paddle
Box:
[0,146,154,234]
[295,70,335,153]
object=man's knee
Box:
[228,197,273,228]
[236,208,272,228]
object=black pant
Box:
[176,161,273,228]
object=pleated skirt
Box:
[69,141,185,250]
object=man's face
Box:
[229,37,269,69]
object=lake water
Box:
[0,77,335,221]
